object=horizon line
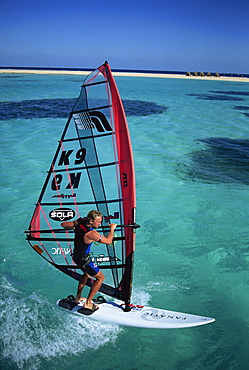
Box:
[0,66,248,78]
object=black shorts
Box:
[73,254,100,277]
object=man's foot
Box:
[82,303,99,314]
[78,303,99,315]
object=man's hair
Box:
[87,210,103,221]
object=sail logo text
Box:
[141,309,187,321]
[49,208,76,221]
[93,254,121,264]
[73,111,112,132]
[104,212,119,222]
[51,148,86,191]
[122,172,128,187]
[52,194,76,199]
[52,248,72,255]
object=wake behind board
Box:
[56,296,215,329]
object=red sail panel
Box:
[98,63,136,306]
[30,204,41,238]
[98,63,136,256]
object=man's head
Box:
[87,210,103,229]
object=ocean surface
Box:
[0,72,249,370]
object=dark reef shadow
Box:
[233,106,249,118]
[176,137,249,185]
[0,98,167,120]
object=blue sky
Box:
[0,0,248,73]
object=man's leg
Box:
[84,270,105,309]
[74,273,88,303]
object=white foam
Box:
[130,287,151,306]
[0,279,122,369]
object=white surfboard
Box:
[56,296,215,329]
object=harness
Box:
[73,218,93,261]
[73,253,91,268]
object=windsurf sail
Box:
[25,61,139,309]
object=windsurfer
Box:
[61,210,117,312]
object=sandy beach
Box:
[0,68,248,82]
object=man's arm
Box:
[85,224,117,245]
[61,220,78,229]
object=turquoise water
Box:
[0,73,249,370]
